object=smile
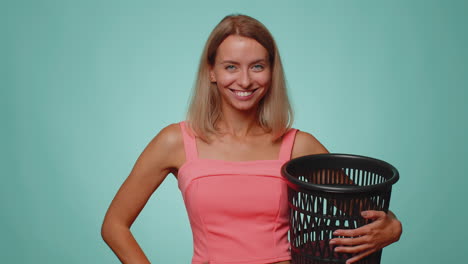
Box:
[229,88,258,97]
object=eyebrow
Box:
[219,59,267,65]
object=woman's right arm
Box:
[101,123,185,263]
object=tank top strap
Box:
[179,121,198,161]
[278,128,299,161]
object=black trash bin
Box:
[281,154,399,264]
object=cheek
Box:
[212,69,233,85]
[256,72,272,87]
[216,76,235,88]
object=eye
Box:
[225,65,237,71]
[252,64,264,71]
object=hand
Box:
[329,210,402,264]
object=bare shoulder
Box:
[154,123,184,149]
[291,130,329,159]
[141,122,185,172]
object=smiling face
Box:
[210,35,272,114]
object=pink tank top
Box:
[178,121,298,264]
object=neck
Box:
[216,107,263,137]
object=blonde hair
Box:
[187,14,293,141]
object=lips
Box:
[229,88,258,98]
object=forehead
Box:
[216,35,268,62]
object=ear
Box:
[209,69,216,83]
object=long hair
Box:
[187,14,293,141]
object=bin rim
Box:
[281,153,399,194]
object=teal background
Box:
[2,0,467,263]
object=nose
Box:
[237,69,252,89]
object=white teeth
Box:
[235,91,253,97]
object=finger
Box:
[334,243,371,254]
[361,210,386,221]
[333,226,368,237]
[330,236,369,246]
[344,248,377,264]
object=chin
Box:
[232,104,259,113]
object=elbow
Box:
[101,221,111,243]
[394,219,403,242]
[101,218,118,243]
[388,210,402,242]
[101,219,129,243]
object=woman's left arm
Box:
[330,210,402,264]
[291,130,402,264]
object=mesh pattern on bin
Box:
[281,154,398,264]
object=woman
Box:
[101,14,402,264]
